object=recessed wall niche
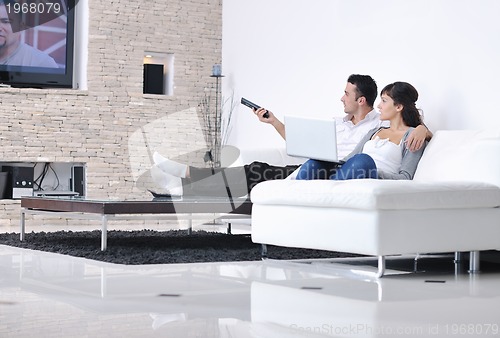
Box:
[143,52,174,95]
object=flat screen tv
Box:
[0,0,76,88]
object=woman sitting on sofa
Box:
[296,81,427,181]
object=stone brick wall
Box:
[0,0,222,227]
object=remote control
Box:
[241,97,269,118]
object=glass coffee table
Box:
[20,196,252,251]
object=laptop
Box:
[285,115,343,163]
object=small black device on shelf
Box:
[1,166,34,199]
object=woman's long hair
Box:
[381,82,422,128]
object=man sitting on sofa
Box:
[152,74,431,196]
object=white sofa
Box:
[250,130,500,277]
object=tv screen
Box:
[0,0,76,88]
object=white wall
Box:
[222,0,500,149]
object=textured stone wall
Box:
[0,0,222,227]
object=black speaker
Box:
[71,165,85,196]
[1,166,34,199]
[143,64,164,94]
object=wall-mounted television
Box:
[0,0,76,89]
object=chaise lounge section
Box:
[250,129,500,277]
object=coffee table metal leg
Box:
[20,208,26,241]
[101,215,108,251]
[187,213,192,235]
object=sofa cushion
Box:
[250,179,500,210]
[414,129,500,188]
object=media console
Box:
[0,161,85,199]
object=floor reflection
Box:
[1,246,500,337]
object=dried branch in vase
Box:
[198,90,236,168]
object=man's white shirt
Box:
[335,109,386,159]
[1,43,58,68]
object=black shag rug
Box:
[0,230,358,265]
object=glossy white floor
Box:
[2,231,500,337]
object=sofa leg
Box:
[413,254,422,272]
[261,244,268,259]
[376,256,386,278]
[468,251,480,274]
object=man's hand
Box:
[255,107,275,123]
[405,124,428,152]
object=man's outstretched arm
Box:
[255,107,286,140]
